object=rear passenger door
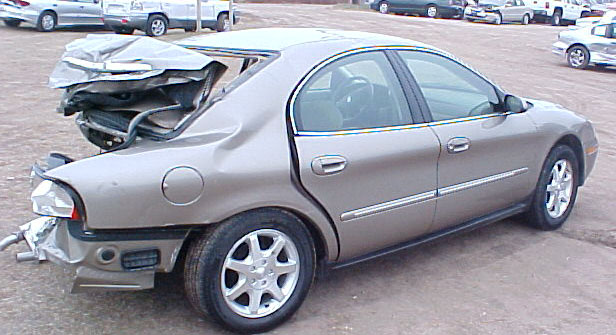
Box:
[397,50,539,232]
[292,50,441,261]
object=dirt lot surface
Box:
[1,4,615,335]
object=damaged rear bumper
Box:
[1,217,189,293]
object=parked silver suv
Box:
[0,29,598,332]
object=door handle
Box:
[446,137,471,154]
[311,155,347,176]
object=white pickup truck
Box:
[103,0,238,36]
[527,0,591,25]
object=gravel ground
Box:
[0,4,615,335]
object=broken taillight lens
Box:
[31,180,75,218]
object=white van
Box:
[103,0,237,36]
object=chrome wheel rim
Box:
[495,15,502,24]
[523,15,529,24]
[569,49,585,67]
[221,229,300,318]
[41,14,54,30]
[427,6,437,17]
[554,15,560,25]
[545,159,573,218]
[151,19,165,36]
[379,3,388,14]
[223,17,230,31]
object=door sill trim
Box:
[329,202,529,270]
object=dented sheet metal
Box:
[49,34,218,88]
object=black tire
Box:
[567,45,590,69]
[184,209,316,333]
[111,26,135,35]
[527,145,579,231]
[146,14,167,37]
[522,14,530,25]
[378,1,389,14]
[425,4,439,18]
[216,12,229,32]
[3,19,21,27]
[551,10,562,26]
[36,11,56,32]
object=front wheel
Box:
[184,209,316,333]
[426,5,439,18]
[527,145,579,231]
[494,13,502,24]
[146,14,168,37]
[567,45,590,69]
[522,14,530,25]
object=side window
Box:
[293,52,412,132]
[593,25,608,37]
[398,51,500,122]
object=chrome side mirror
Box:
[504,95,529,113]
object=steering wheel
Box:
[332,76,375,120]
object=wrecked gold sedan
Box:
[1,29,598,332]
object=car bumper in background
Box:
[465,11,500,23]
[0,217,189,292]
[552,41,568,57]
[0,4,37,24]
[103,13,149,29]
[440,5,464,18]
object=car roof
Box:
[177,28,436,53]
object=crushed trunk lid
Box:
[49,34,226,151]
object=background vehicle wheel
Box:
[494,13,502,24]
[522,14,530,25]
[567,45,590,69]
[3,19,21,27]
[551,10,562,26]
[36,11,56,32]
[426,5,439,18]
[184,209,316,333]
[216,12,230,32]
[146,14,167,37]
[527,145,579,231]
[379,1,390,14]
[111,26,135,35]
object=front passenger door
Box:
[292,51,441,261]
[398,50,539,232]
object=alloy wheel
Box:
[569,49,585,67]
[150,19,165,36]
[545,159,573,218]
[379,3,389,14]
[41,14,54,31]
[427,6,438,18]
[221,229,300,318]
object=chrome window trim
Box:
[296,112,513,137]
[340,167,528,222]
[289,46,507,137]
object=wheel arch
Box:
[148,12,169,22]
[552,134,585,186]
[566,43,588,53]
[218,10,229,20]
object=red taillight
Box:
[545,2,549,8]
[15,0,30,6]
[70,206,81,221]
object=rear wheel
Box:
[426,5,439,18]
[184,209,316,333]
[146,14,167,37]
[3,19,21,27]
[522,14,530,25]
[379,1,390,14]
[551,10,562,26]
[36,11,56,32]
[567,45,590,69]
[216,12,230,32]
[494,12,502,24]
[527,145,579,231]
